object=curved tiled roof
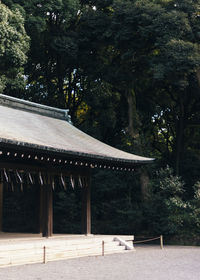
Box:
[0,94,154,166]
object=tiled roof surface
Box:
[0,95,154,165]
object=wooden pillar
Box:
[39,185,44,234]
[82,178,91,235]
[0,183,3,232]
[40,181,53,237]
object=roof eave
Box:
[0,138,154,166]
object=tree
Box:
[1,0,199,240]
[2,0,81,111]
[0,2,29,94]
[146,166,187,236]
[147,0,200,177]
[106,0,200,180]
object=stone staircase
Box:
[0,234,134,267]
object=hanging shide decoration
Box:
[0,146,138,193]
[28,173,34,185]
[78,176,83,188]
[52,176,55,190]
[3,169,9,182]
[70,175,75,189]
[0,168,90,192]
[60,173,66,190]
[39,172,43,186]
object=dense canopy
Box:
[0,0,200,243]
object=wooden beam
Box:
[0,161,89,178]
[82,178,91,235]
[0,183,3,232]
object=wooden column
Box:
[39,185,45,234]
[82,178,91,235]
[0,183,3,232]
[40,181,53,237]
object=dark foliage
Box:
[1,0,200,244]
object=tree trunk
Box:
[140,168,150,201]
[196,69,200,88]
[126,88,150,200]
[126,88,140,139]
[175,95,185,175]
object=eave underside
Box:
[0,102,154,167]
[0,141,149,174]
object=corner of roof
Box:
[0,94,71,122]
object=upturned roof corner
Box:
[0,94,154,168]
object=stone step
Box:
[0,235,135,267]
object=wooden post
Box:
[0,183,3,232]
[41,176,53,237]
[82,177,91,235]
[43,246,47,264]
[39,185,44,234]
[160,235,163,249]
[102,240,105,256]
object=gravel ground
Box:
[0,245,200,280]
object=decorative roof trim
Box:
[0,138,154,166]
[0,94,70,122]
[0,95,154,167]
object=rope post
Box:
[102,240,105,256]
[43,246,47,264]
[160,235,163,249]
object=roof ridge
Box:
[0,94,71,122]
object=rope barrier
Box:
[127,235,164,249]
[132,236,161,244]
